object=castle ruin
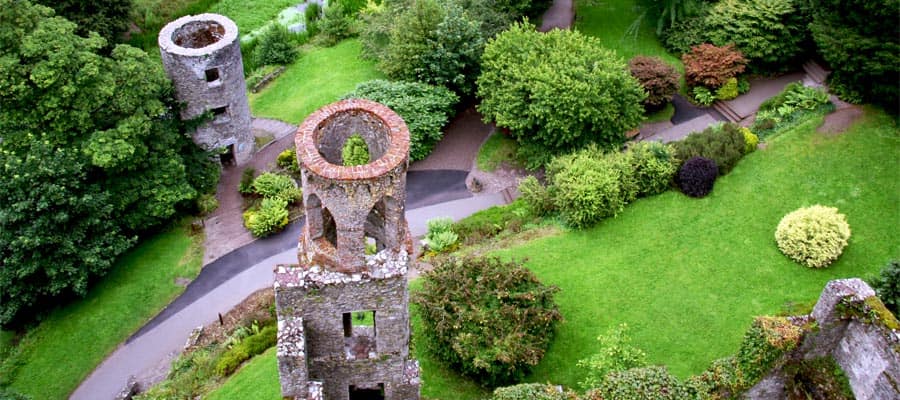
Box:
[158,13,253,165]
[274,99,420,400]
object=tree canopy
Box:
[0,0,217,325]
[476,22,646,168]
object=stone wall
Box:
[158,13,253,164]
[746,279,900,399]
[276,99,419,400]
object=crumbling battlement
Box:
[158,13,253,164]
[746,278,900,400]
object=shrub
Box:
[452,199,534,245]
[517,176,554,216]
[380,0,486,95]
[196,193,219,216]
[491,383,574,400]
[715,77,739,101]
[343,80,458,161]
[677,157,718,198]
[305,2,322,24]
[251,173,298,203]
[624,141,677,197]
[316,2,354,47]
[672,123,746,175]
[692,86,716,106]
[334,0,367,14]
[775,205,851,268]
[735,317,804,388]
[243,197,290,237]
[628,56,680,111]
[705,0,807,69]
[253,24,298,66]
[276,148,298,171]
[0,388,31,400]
[741,127,758,154]
[423,217,458,253]
[577,324,648,390]
[477,22,645,168]
[661,15,709,55]
[341,134,370,166]
[238,168,256,194]
[683,43,747,89]
[870,260,900,316]
[547,147,629,228]
[214,325,277,377]
[595,366,696,400]
[737,77,751,94]
[808,0,899,110]
[413,256,562,386]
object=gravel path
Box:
[539,0,574,32]
[409,106,494,172]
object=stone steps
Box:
[803,60,830,85]
[713,100,742,123]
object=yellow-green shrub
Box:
[243,198,290,237]
[775,205,850,268]
[741,127,758,153]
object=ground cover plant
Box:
[489,109,899,387]
[0,225,203,399]
[249,39,384,124]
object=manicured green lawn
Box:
[4,224,203,399]
[249,39,384,124]
[208,0,297,35]
[574,0,682,70]
[206,348,282,400]
[490,110,899,387]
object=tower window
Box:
[343,310,376,360]
[211,106,228,116]
[205,68,220,82]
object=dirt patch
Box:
[817,106,864,135]
[467,162,531,195]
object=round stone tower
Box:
[295,99,413,274]
[158,13,253,165]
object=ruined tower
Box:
[158,13,253,165]
[275,99,420,400]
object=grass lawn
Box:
[476,133,519,172]
[249,39,384,124]
[205,348,282,400]
[574,0,682,70]
[645,103,675,123]
[208,0,297,35]
[3,224,203,399]
[488,109,899,387]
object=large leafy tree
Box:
[0,1,217,325]
[477,22,646,168]
[33,0,132,44]
[380,0,486,95]
[805,0,900,110]
[705,0,809,70]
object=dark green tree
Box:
[33,0,132,44]
[705,0,809,70]
[382,0,486,95]
[0,1,217,325]
[477,22,646,168]
[805,0,900,110]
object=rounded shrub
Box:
[243,197,290,237]
[491,383,574,400]
[594,366,695,400]
[413,256,562,386]
[517,176,554,216]
[628,56,680,111]
[625,141,677,197]
[253,24,298,66]
[682,43,747,89]
[341,133,370,166]
[251,172,299,203]
[547,147,628,228]
[672,123,746,175]
[276,148,298,171]
[677,157,718,198]
[871,260,900,315]
[775,205,850,268]
[715,77,739,101]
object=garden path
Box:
[539,0,574,32]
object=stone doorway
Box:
[349,383,385,400]
[219,144,235,166]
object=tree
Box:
[33,0,132,44]
[343,80,459,161]
[705,0,808,70]
[477,22,646,168]
[805,0,900,110]
[0,1,217,325]
[253,23,298,66]
[628,56,681,110]
[381,0,486,95]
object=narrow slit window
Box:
[212,106,228,116]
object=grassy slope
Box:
[5,225,202,399]
[491,110,899,387]
[249,39,384,124]
[205,348,282,400]
[574,0,681,70]
[208,0,296,34]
